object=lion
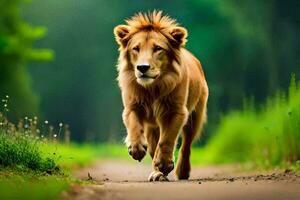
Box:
[114,11,208,181]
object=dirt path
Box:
[61,160,300,200]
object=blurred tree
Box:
[0,0,53,119]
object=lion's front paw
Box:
[154,158,174,176]
[148,171,169,182]
[127,143,147,162]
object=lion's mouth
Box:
[136,74,159,85]
[138,74,159,79]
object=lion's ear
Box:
[114,25,130,47]
[169,27,188,46]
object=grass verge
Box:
[195,75,300,169]
[0,173,69,200]
[0,140,126,200]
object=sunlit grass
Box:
[0,133,57,172]
[40,143,132,168]
[197,75,300,169]
[0,96,92,200]
[0,175,69,200]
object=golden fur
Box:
[114,11,208,181]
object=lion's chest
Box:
[135,99,165,126]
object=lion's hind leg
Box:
[175,97,207,180]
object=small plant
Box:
[0,95,71,173]
[0,133,56,172]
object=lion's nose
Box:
[137,64,150,73]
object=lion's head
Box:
[114,11,188,87]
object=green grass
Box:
[0,130,131,199]
[0,174,69,200]
[0,140,117,200]
[0,133,56,172]
[0,132,68,200]
[0,140,134,200]
[0,119,131,200]
[196,75,300,169]
[40,143,131,168]
[0,104,100,200]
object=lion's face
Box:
[127,31,169,86]
[114,14,188,87]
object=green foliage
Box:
[0,108,92,200]
[0,102,58,172]
[0,142,133,200]
[0,132,56,172]
[40,143,134,168]
[0,176,69,200]
[0,0,53,119]
[199,76,300,168]
[0,97,129,172]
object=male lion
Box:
[114,11,208,181]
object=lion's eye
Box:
[153,45,163,52]
[133,46,140,52]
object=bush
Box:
[0,132,56,172]
[200,75,300,167]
